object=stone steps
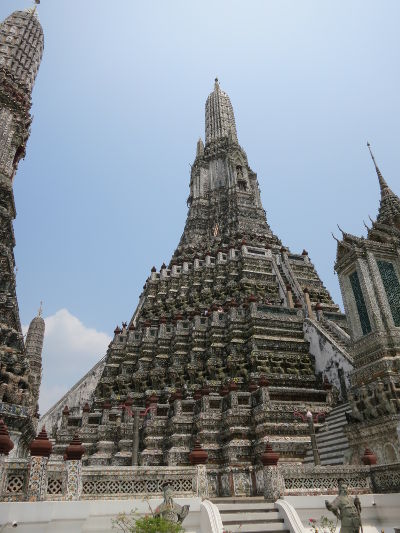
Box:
[304,403,350,465]
[213,498,289,533]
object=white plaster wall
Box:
[0,497,201,533]
[39,357,106,435]
[284,493,400,533]
[304,320,353,397]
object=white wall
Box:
[284,493,400,533]
[0,497,201,533]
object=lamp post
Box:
[306,410,320,466]
[294,410,324,466]
[121,398,155,466]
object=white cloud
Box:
[24,309,111,415]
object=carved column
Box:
[132,409,140,466]
[28,427,52,501]
[189,441,209,498]
[286,285,294,309]
[0,419,14,497]
[64,434,85,501]
[261,443,284,501]
[303,288,314,319]
[61,406,69,429]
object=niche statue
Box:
[325,480,362,533]
[154,483,189,524]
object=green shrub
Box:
[113,510,185,533]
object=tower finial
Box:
[38,301,43,317]
[367,142,389,194]
[214,77,219,90]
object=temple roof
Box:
[367,143,400,229]
[205,78,238,145]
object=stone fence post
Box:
[189,441,209,498]
[261,442,285,501]
[28,426,52,501]
[64,434,85,500]
[0,419,14,496]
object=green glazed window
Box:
[377,260,400,327]
[349,270,372,335]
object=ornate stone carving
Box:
[154,483,190,524]
[325,480,362,533]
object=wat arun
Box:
[0,8,45,455]
[44,79,354,467]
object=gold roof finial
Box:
[367,142,389,194]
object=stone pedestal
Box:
[28,427,52,501]
[65,460,82,500]
[87,440,114,465]
[0,455,7,496]
[27,456,49,501]
[194,464,209,498]
[263,465,285,501]
[113,439,133,466]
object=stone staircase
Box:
[304,402,350,465]
[320,318,350,352]
[212,497,289,533]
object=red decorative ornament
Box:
[362,448,377,466]
[169,389,183,403]
[62,405,69,416]
[201,385,211,396]
[248,381,258,393]
[261,442,279,466]
[65,434,85,461]
[82,402,90,413]
[193,389,202,401]
[0,419,14,456]
[258,376,269,387]
[30,427,52,458]
[228,381,239,392]
[219,385,229,397]
[189,441,208,465]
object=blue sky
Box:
[2,0,400,411]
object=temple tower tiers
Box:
[50,81,352,475]
[0,9,44,455]
[335,145,400,465]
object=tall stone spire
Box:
[0,10,44,344]
[176,79,275,255]
[25,305,45,417]
[205,78,238,145]
[0,9,44,455]
[367,143,400,228]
